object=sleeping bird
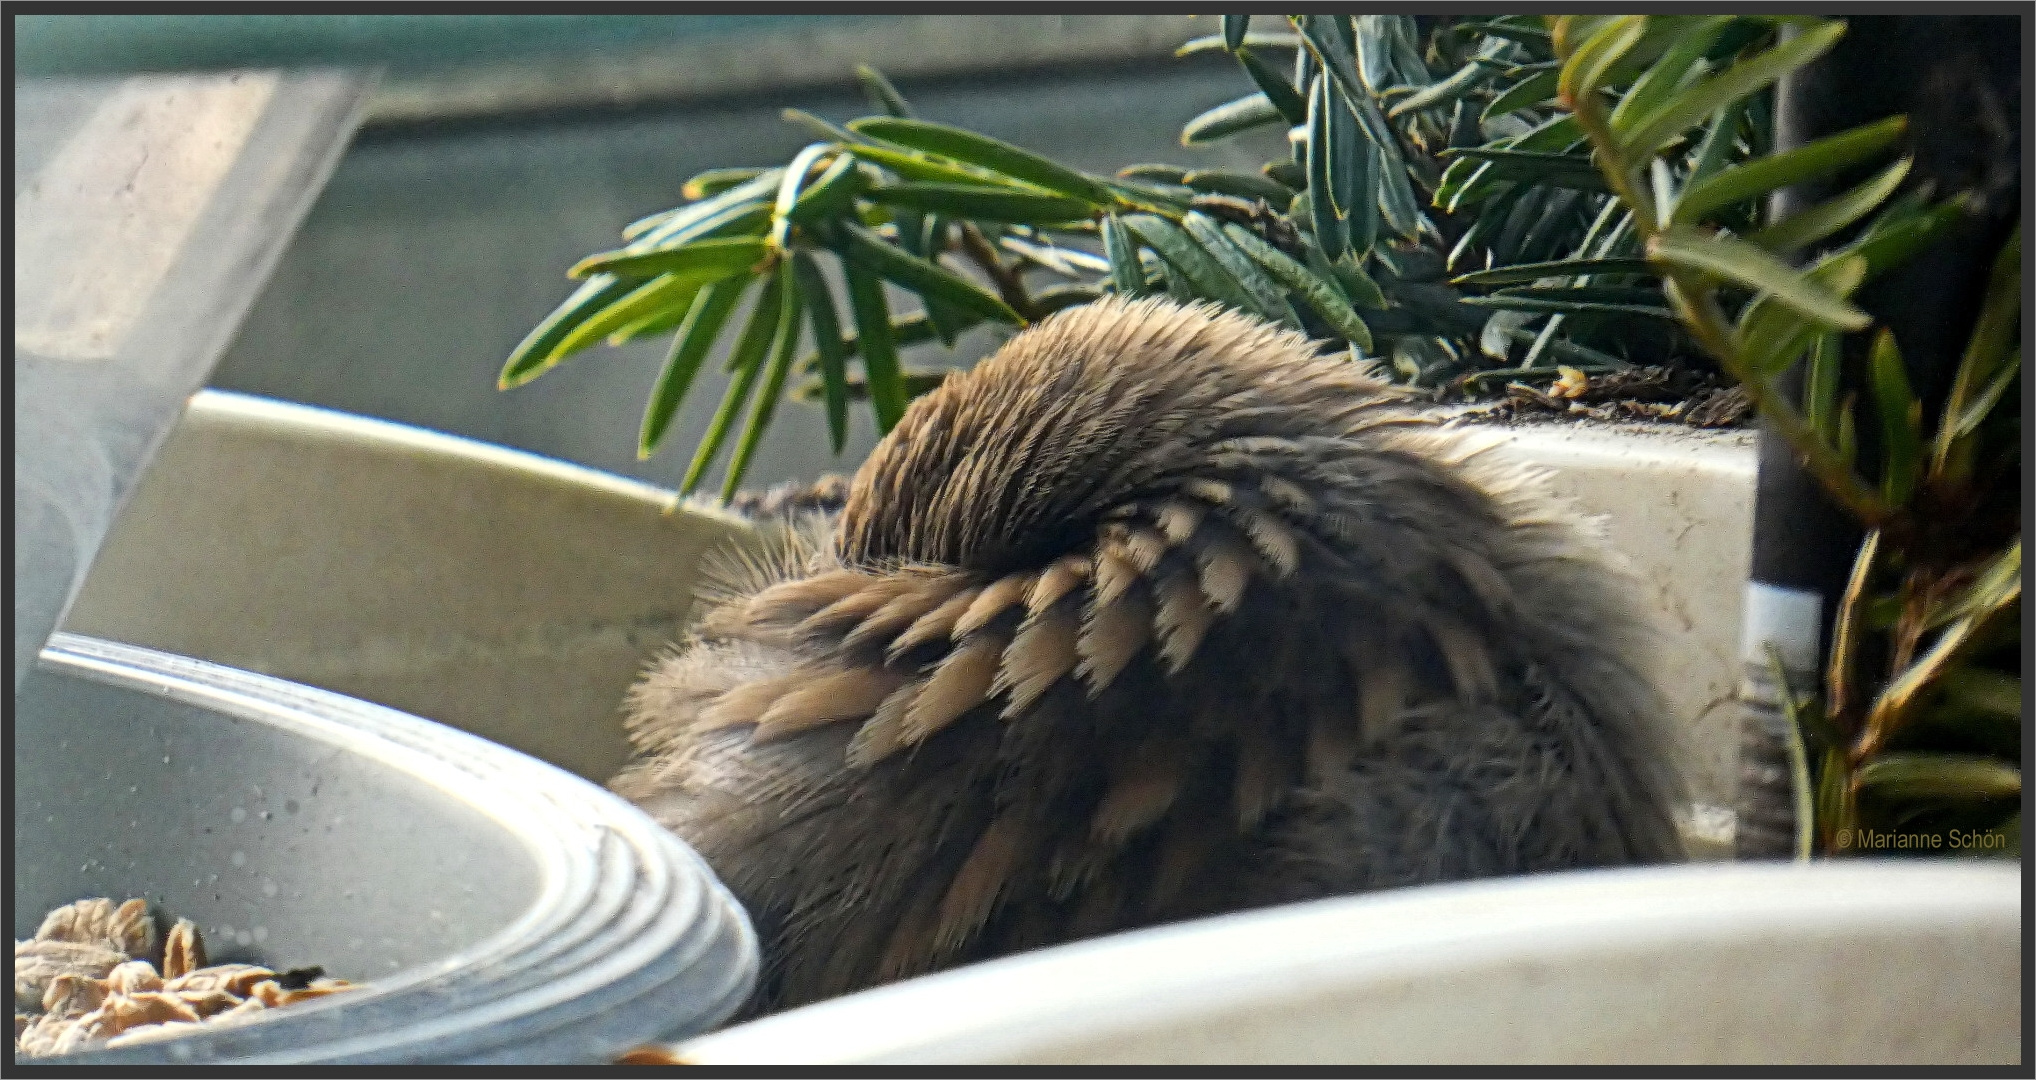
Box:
[612,296,1687,1017]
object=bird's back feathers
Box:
[613,297,1685,1014]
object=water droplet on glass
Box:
[230,807,246,824]
[235,930,253,946]
[163,756,171,764]
[262,880,278,898]
[230,850,247,868]
[259,810,272,821]
[252,926,268,943]
[285,799,300,814]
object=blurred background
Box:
[55,14,1291,491]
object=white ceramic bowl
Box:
[674,861,2019,1066]
[17,635,757,1064]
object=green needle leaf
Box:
[1651,227,1870,330]
[1939,222,2022,456]
[1952,349,2020,443]
[1855,754,2021,801]
[1610,16,1734,132]
[1304,77,1346,259]
[553,273,708,359]
[1937,669,2023,721]
[722,261,807,501]
[639,276,748,459]
[1326,250,1388,310]
[843,142,1018,188]
[604,297,698,347]
[1867,328,1923,506]
[786,152,866,225]
[1224,222,1373,349]
[1458,295,1677,320]
[829,220,1022,326]
[1223,13,1250,51]
[1747,158,1912,255]
[849,116,1117,204]
[1180,169,1295,210]
[1621,20,1846,155]
[505,173,786,388]
[1182,211,1299,326]
[772,143,835,250]
[682,271,785,494]
[1235,46,1309,125]
[791,251,851,453]
[1335,77,1423,239]
[1389,55,1498,119]
[1482,67,1558,122]
[1734,253,1868,377]
[862,182,1096,224]
[1558,14,1646,102]
[843,262,907,432]
[855,64,915,118]
[1435,149,1610,192]
[1678,116,1908,227]
[797,310,958,373]
[676,166,770,204]
[1760,644,1817,862]
[1803,330,1842,450]
[1834,392,1858,468]
[1451,257,1655,286]
[1683,101,1746,193]
[571,235,770,282]
[1103,214,1147,297]
[1119,163,1189,184]
[499,276,640,389]
[1182,93,1289,145]
[781,107,858,143]
[1123,213,1259,318]
[625,169,782,243]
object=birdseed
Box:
[13,897,358,1058]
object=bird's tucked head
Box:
[836,296,1406,576]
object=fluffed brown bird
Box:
[613,297,1687,1018]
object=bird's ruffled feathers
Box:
[615,297,1684,1008]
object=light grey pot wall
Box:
[62,392,752,783]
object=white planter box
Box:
[1445,419,1757,845]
